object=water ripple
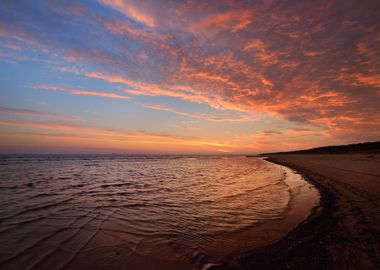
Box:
[0,155,312,269]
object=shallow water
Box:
[0,155,319,269]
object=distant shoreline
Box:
[216,153,380,270]
[261,140,380,156]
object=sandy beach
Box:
[218,154,380,270]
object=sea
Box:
[0,155,319,270]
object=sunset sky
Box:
[0,0,379,154]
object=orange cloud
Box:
[335,69,380,89]
[141,103,254,122]
[244,39,279,65]
[0,119,96,131]
[33,84,130,99]
[303,50,322,57]
[2,0,379,150]
[355,74,380,88]
[83,71,226,109]
[189,73,239,88]
[69,90,130,99]
[99,0,155,27]
[0,118,236,152]
[190,10,253,36]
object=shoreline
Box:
[192,158,320,270]
[215,154,380,270]
[203,158,320,269]
[213,157,332,270]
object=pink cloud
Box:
[1,0,379,149]
[33,84,130,99]
[140,103,254,122]
[303,50,322,57]
[190,10,253,36]
[0,118,236,151]
[98,0,155,27]
[0,106,76,121]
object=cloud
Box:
[0,106,71,120]
[261,130,282,136]
[65,70,233,110]
[140,103,254,122]
[0,0,379,149]
[98,0,155,27]
[354,74,380,88]
[0,119,96,132]
[303,50,322,57]
[190,10,253,36]
[0,40,21,51]
[32,84,130,99]
[0,118,235,150]
[244,39,279,65]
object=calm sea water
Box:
[0,155,318,270]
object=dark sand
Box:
[216,154,380,270]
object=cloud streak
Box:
[0,106,77,121]
[140,103,254,122]
[33,84,130,99]
[0,118,235,151]
[99,0,156,27]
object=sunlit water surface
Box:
[0,155,319,270]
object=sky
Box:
[0,0,379,154]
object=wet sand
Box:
[217,154,380,270]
